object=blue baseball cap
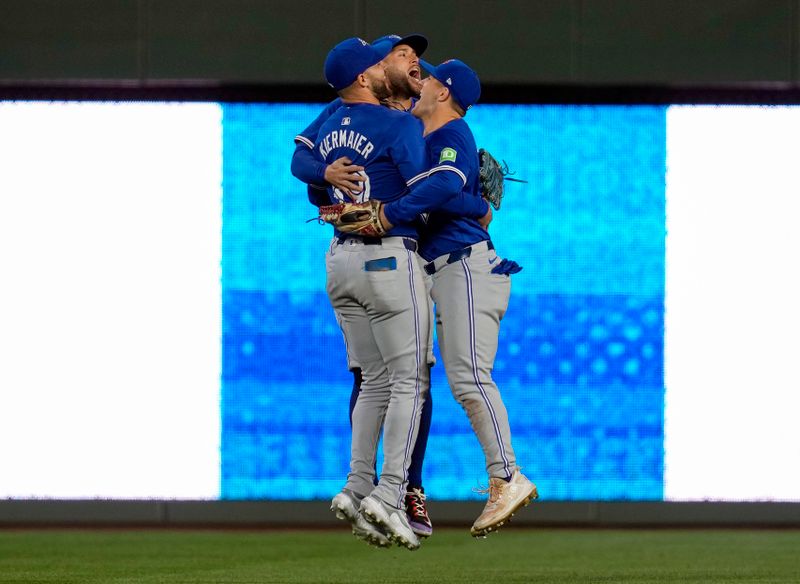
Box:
[420,58,481,112]
[324,37,392,91]
[371,33,428,57]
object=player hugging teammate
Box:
[291,34,536,551]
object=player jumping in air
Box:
[306,37,432,550]
[330,58,539,537]
[291,34,435,540]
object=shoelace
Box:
[473,468,522,503]
[472,480,503,504]
[406,489,429,519]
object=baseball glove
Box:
[318,199,387,237]
[478,148,527,211]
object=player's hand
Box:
[478,204,493,230]
[325,157,365,200]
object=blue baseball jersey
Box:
[313,102,428,239]
[291,98,423,189]
[383,118,490,261]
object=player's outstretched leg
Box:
[431,243,538,537]
[331,489,391,549]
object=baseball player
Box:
[310,37,432,551]
[291,33,435,538]
[377,59,539,537]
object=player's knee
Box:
[448,376,496,403]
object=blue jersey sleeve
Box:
[424,130,474,192]
[385,115,428,200]
[383,171,462,225]
[437,191,489,218]
[307,184,329,207]
[290,99,343,186]
[383,127,477,225]
[291,142,328,185]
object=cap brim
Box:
[395,34,428,57]
[419,59,443,85]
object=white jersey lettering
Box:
[318,128,375,161]
[360,142,374,159]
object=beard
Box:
[385,66,421,100]
[368,75,392,102]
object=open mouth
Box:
[408,67,421,80]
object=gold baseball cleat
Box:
[471,468,538,538]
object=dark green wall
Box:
[1,0,798,85]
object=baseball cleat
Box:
[360,495,421,551]
[470,468,538,538]
[331,490,391,548]
[352,511,393,548]
[405,487,433,538]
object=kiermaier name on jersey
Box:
[318,129,375,160]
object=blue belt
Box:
[424,241,494,275]
[337,235,418,253]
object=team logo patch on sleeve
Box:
[439,147,457,163]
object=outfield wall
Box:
[2,101,799,506]
[2,501,800,528]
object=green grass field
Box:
[1,528,799,583]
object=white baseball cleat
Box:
[359,495,421,551]
[470,468,538,538]
[331,490,391,549]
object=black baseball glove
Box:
[478,148,526,210]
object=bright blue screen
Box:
[221,104,666,500]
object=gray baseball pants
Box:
[326,236,431,509]
[427,240,517,479]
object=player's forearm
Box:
[291,144,328,185]
[437,192,489,219]
[383,172,463,226]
